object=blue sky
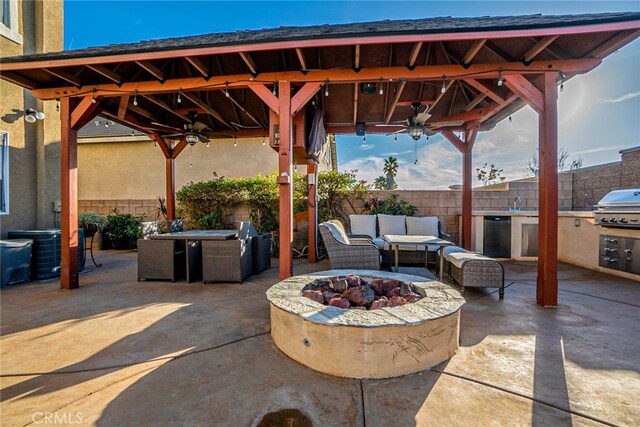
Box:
[65,1,640,189]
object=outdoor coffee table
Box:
[150,230,237,282]
[383,235,454,281]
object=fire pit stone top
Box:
[266,269,465,328]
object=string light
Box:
[394,134,397,142]
[225,82,230,98]
[206,141,210,148]
[177,88,182,103]
[273,81,278,96]
[441,75,447,94]
[324,80,330,97]
[557,71,565,92]
[233,137,237,147]
[294,165,298,172]
[190,163,193,168]
[363,136,366,144]
[497,68,504,86]
[55,98,59,111]
[91,89,97,104]
[509,116,512,122]
[133,90,138,106]
[379,78,384,95]
[262,136,266,146]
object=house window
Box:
[0,0,22,44]
[0,132,8,214]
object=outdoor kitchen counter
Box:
[470,210,594,217]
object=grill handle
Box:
[624,249,632,261]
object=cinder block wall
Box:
[571,147,640,210]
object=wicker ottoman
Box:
[444,246,505,299]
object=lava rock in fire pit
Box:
[332,279,349,293]
[381,280,400,296]
[302,290,324,304]
[308,278,332,292]
[386,287,401,298]
[345,275,365,288]
[322,291,339,301]
[370,296,388,310]
[369,279,385,296]
[389,296,408,306]
[328,297,350,309]
[343,285,375,306]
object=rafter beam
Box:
[43,68,82,86]
[354,44,361,70]
[464,78,506,104]
[408,42,423,67]
[441,129,466,152]
[397,99,435,107]
[385,80,407,124]
[142,95,190,121]
[151,133,171,158]
[586,29,640,58]
[185,56,209,79]
[1,71,38,89]
[464,92,486,111]
[523,35,559,62]
[180,91,233,128]
[222,91,264,127]
[30,59,602,100]
[239,52,258,75]
[462,39,487,65]
[118,95,129,119]
[295,48,307,70]
[135,60,164,81]
[504,74,544,113]
[86,64,122,84]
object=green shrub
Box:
[104,209,143,249]
[363,194,417,216]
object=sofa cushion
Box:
[406,216,439,237]
[324,222,350,245]
[349,214,377,239]
[371,237,386,249]
[447,252,492,268]
[378,214,406,236]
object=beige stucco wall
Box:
[0,0,63,237]
[78,137,282,200]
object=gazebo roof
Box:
[1,12,639,137]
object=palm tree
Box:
[383,157,399,190]
[373,176,387,190]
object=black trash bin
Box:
[7,229,85,280]
[0,239,34,287]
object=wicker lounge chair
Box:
[202,227,253,283]
[319,221,380,270]
[240,221,271,273]
[443,246,505,299]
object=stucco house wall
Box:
[0,0,63,237]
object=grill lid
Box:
[596,189,640,209]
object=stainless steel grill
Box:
[594,189,640,229]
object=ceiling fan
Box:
[163,112,210,145]
[379,103,464,140]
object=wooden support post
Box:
[537,72,559,306]
[60,98,79,290]
[278,81,294,280]
[307,162,317,263]
[462,148,473,250]
[165,157,176,220]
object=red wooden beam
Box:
[440,129,466,153]
[151,133,171,158]
[171,140,189,159]
[504,74,544,113]
[249,84,280,113]
[3,21,634,71]
[464,79,506,104]
[523,35,559,62]
[0,71,38,89]
[28,59,602,100]
[291,82,322,116]
[537,72,559,307]
[180,91,233,128]
[43,68,82,86]
[326,125,405,134]
[86,64,122,84]
[118,95,129,119]
[295,48,307,70]
[60,97,79,290]
[461,124,479,250]
[70,95,102,130]
[165,158,176,220]
[462,39,487,65]
[239,52,258,75]
[135,60,164,81]
[352,83,359,125]
[586,29,640,58]
[185,56,210,78]
[278,81,294,280]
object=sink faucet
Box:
[513,196,522,210]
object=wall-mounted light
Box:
[24,108,45,123]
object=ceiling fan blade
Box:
[428,120,464,127]
[415,112,432,124]
[163,133,183,138]
[423,128,438,137]
[193,121,208,131]
[385,129,408,136]
[198,134,210,143]
[150,122,182,132]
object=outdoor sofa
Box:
[348,214,451,269]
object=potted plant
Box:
[78,212,108,238]
[104,209,142,250]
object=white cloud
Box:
[601,91,640,104]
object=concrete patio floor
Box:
[1,250,638,426]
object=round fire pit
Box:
[266,269,465,379]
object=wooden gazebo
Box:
[1,12,638,306]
